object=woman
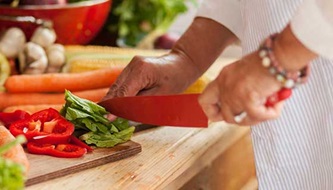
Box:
[104,0,333,189]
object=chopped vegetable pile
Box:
[60,90,134,148]
[0,135,26,190]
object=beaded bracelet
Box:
[259,33,309,89]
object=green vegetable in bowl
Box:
[60,90,135,148]
[109,0,196,47]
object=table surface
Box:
[26,57,251,190]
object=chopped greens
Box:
[60,90,134,148]
[0,135,26,190]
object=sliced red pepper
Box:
[27,142,87,158]
[70,135,93,152]
[9,108,74,144]
[26,142,55,154]
[0,110,30,128]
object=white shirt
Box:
[197,0,333,59]
[197,0,333,189]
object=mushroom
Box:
[30,26,56,48]
[0,27,26,58]
[19,42,48,74]
[45,43,65,73]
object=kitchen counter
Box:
[26,58,256,190]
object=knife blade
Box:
[98,88,292,128]
[98,94,208,128]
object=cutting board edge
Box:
[25,141,142,187]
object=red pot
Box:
[0,0,112,45]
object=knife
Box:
[99,94,207,128]
[98,88,292,128]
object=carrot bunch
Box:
[0,67,124,112]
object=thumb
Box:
[198,81,224,121]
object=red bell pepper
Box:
[69,135,94,152]
[0,110,30,128]
[27,142,87,158]
[9,108,74,144]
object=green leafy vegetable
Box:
[80,126,135,148]
[0,159,25,190]
[60,90,134,148]
[0,135,26,190]
[109,0,195,47]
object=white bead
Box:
[276,74,285,82]
[269,67,277,74]
[259,50,267,58]
[262,57,271,67]
[284,79,295,88]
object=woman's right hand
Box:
[103,52,201,100]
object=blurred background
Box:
[0,0,241,57]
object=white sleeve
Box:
[196,0,242,39]
[291,0,333,59]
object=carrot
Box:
[4,67,124,93]
[0,125,29,173]
[3,104,64,114]
[0,88,109,111]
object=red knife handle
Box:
[265,88,292,107]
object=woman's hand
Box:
[103,52,201,100]
[198,51,284,126]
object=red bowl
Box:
[0,0,112,45]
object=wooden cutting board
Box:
[25,140,141,187]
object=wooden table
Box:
[26,58,257,190]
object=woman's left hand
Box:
[198,51,285,126]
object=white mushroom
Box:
[0,27,26,58]
[30,26,56,48]
[19,42,48,74]
[46,43,65,73]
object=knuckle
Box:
[108,85,117,94]
[106,83,120,98]
[116,85,130,97]
[132,55,144,62]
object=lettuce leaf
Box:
[80,126,135,148]
[60,90,134,148]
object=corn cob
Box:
[0,53,10,92]
[68,58,130,73]
[64,45,168,73]
[65,45,167,60]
